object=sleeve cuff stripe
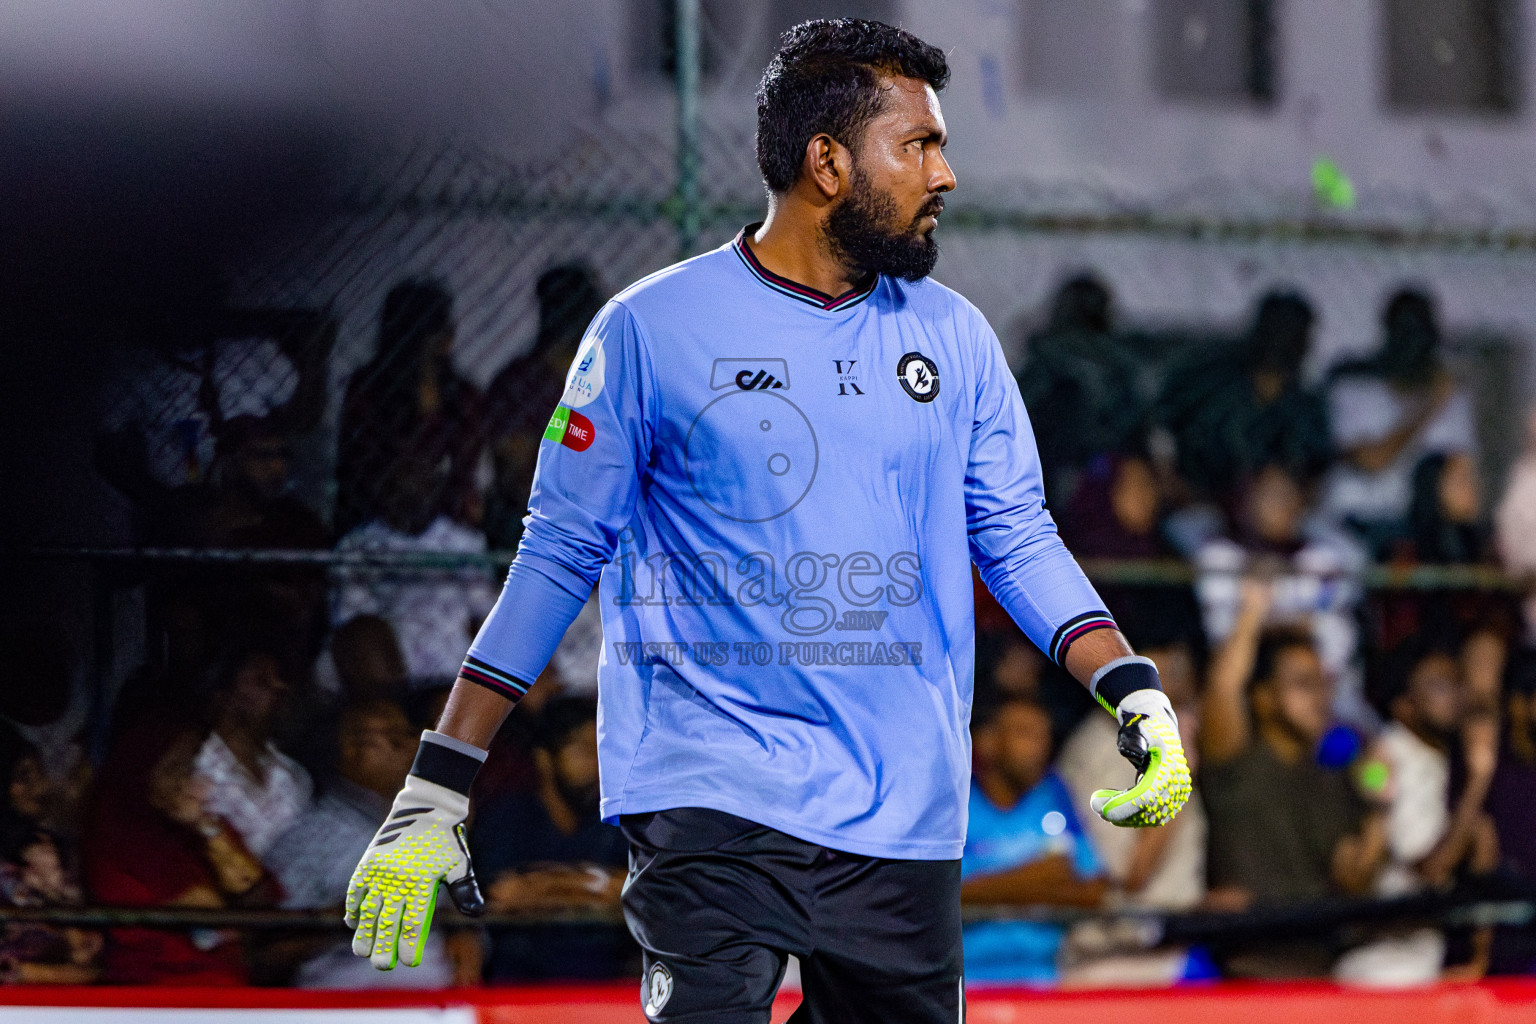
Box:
[1048,612,1117,665]
[460,657,532,697]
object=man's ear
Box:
[801,133,851,201]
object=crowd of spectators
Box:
[9,268,1530,989]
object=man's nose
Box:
[930,152,956,194]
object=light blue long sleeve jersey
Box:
[465,229,1113,860]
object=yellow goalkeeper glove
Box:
[345,731,487,970]
[1086,658,1191,828]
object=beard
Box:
[822,165,943,282]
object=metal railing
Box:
[23,547,1529,593]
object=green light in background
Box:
[1312,156,1357,210]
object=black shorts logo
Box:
[896,352,940,403]
[645,961,674,1016]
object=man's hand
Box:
[1090,688,1192,829]
[345,732,487,970]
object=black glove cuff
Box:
[1090,656,1162,713]
[409,731,488,796]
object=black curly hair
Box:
[756,19,949,195]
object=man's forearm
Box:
[1062,628,1134,688]
[435,677,519,750]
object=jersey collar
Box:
[732,224,879,312]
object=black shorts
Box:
[619,807,964,1024]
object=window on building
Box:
[1152,0,1277,106]
[1382,0,1520,113]
[1017,0,1134,98]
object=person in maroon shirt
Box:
[84,720,277,985]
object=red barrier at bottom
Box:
[0,980,1533,1023]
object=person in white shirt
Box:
[1324,289,1478,550]
[333,453,497,686]
[191,644,312,863]
[1334,640,1499,984]
[1195,463,1369,726]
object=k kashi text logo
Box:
[711,357,789,391]
[896,352,940,403]
[833,358,864,396]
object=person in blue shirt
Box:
[344,19,1190,1023]
[961,695,1106,985]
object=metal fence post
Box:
[674,0,702,258]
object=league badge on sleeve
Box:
[896,352,940,403]
[563,336,607,408]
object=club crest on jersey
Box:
[563,336,606,409]
[896,352,940,403]
[711,357,789,391]
[644,962,674,1016]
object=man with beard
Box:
[346,20,1190,1022]
[470,697,630,981]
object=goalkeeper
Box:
[346,18,1188,1022]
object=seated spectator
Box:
[336,280,484,534]
[959,695,1106,986]
[1195,463,1368,726]
[0,824,101,984]
[0,622,93,843]
[96,308,331,516]
[1061,451,1204,655]
[1324,288,1478,548]
[1370,454,1513,671]
[265,698,478,987]
[1016,274,1146,506]
[1199,596,1389,978]
[315,614,410,706]
[1494,403,1536,643]
[1336,640,1500,984]
[1156,290,1332,503]
[485,264,605,549]
[1490,656,1536,879]
[0,733,101,984]
[974,630,1044,706]
[1488,657,1536,974]
[333,453,497,687]
[1403,452,1489,566]
[471,697,631,981]
[192,642,312,864]
[1060,452,1165,562]
[157,414,329,550]
[85,722,274,985]
[975,628,1096,745]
